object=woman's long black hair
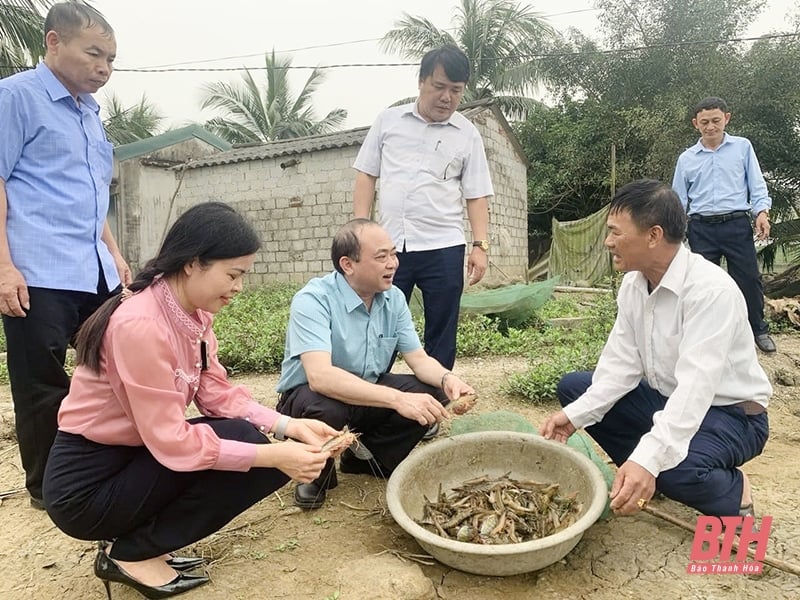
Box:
[75,202,261,372]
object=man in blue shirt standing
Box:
[0,2,130,509]
[276,219,474,509]
[672,97,775,353]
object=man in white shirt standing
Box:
[353,45,493,393]
[540,179,770,519]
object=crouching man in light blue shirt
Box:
[276,219,474,509]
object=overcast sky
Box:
[88,0,796,131]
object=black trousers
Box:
[687,217,767,336]
[276,373,446,478]
[42,418,289,562]
[3,282,117,499]
[392,244,466,370]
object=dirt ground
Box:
[1,335,799,600]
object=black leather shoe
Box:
[29,496,45,510]
[294,459,338,509]
[339,448,389,478]
[755,334,776,353]
[422,422,440,441]
[165,555,205,571]
[94,550,209,599]
[294,481,327,509]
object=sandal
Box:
[736,501,758,537]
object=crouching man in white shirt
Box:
[540,179,770,518]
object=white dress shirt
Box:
[353,102,494,252]
[563,245,771,477]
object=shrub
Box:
[504,292,617,404]
[455,314,534,356]
[214,283,301,374]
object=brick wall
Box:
[175,110,528,287]
[472,111,529,285]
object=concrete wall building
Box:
[174,100,529,287]
[111,125,231,273]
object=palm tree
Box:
[102,92,165,146]
[380,0,556,120]
[0,0,54,78]
[199,50,347,144]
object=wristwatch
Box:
[472,240,490,251]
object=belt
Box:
[689,210,750,224]
[730,400,767,416]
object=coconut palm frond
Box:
[379,0,557,118]
[102,92,164,145]
[0,1,53,77]
[199,50,347,143]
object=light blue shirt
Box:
[353,102,494,252]
[671,133,772,217]
[0,63,120,293]
[276,272,422,392]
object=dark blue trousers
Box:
[687,217,767,336]
[43,418,289,562]
[392,244,465,370]
[557,371,769,516]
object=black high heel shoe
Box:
[94,550,209,599]
[165,555,206,571]
[97,541,206,572]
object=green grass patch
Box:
[213,282,301,374]
[504,292,617,404]
[4,277,790,404]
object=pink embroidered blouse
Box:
[57,279,280,471]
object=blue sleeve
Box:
[671,155,689,212]
[743,141,771,215]
[284,290,332,359]
[393,294,423,354]
[0,88,24,181]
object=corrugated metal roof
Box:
[114,125,231,162]
[180,99,507,170]
[182,127,371,169]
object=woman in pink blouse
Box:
[42,202,338,599]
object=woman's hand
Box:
[285,418,341,447]
[255,441,331,483]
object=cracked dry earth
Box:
[1,335,799,599]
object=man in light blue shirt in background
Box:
[276,219,474,510]
[672,97,775,353]
[0,2,130,509]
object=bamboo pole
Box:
[553,285,613,294]
[642,505,800,577]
